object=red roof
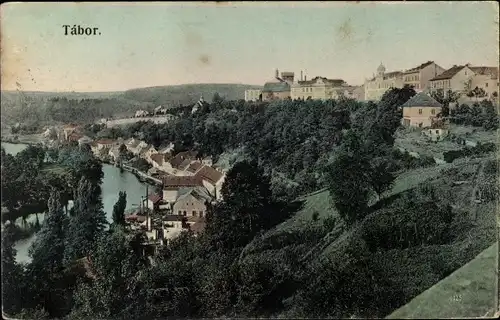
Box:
[150,153,164,166]
[169,151,198,169]
[195,166,223,185]
[162,175,203,188]
[125,214,147,223]
[148,193,162,204]
[95,139,115,145]
[186,161,203,173]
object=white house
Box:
[108,145,122,162]
[95,139,115,150]
[77,135,93,146]
[194,166,225,200]
[159,142,175,154]
[143,146,158,162]
[135,110,149,118]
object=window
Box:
[431,109,436,115]
[192,211,197,217]
[200,211,204,218]
[436,130,439,134]
[418,109,423,115]
[486,83,488,87]
[178,210,181,215]
[183,211,187,216]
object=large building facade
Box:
[364,63,404,101]
[291,76,347,100]
[365,61,446,101]
[402,61,445,92]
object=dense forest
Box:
[1,87,498,319]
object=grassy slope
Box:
[386,242,497,319]
[242,155,496,317]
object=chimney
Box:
[275,69,279,79]
[301,70,303,81]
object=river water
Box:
[1,142,151,263]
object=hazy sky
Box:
[1,2,498,92]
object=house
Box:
[261,69,292,101]
[194,165,225,200]
[423,118,449,142]
[170,151,198,170]
[172,188,212,218]
[469,66,499,99]
[95,139,115,150]
[62,124,80,141]
[144,145,158,161]
[42,127,57,140]
[147,193,162,212]
[401,92,443,128]
[429,64,475,96]
[291,76,347,100]
[162,176,205,203]
[201,156,213,167]
[185,161,204,175]
[402,61,446,92]
[67,132,83,144]
[158,142,175,154]
[135,110,149,117]
[108,145,122,162]
[364,63,405,101]
[128,140,149,155]
[77,135,93,146]
[244,89,263,102]
[192,95,207,114]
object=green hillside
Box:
[240,156,497,318]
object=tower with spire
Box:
[377,62,386,78]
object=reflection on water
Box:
[2,142,151,263]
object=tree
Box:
[325,130,372,225]
[2,221,25,316]
[70,228,148,319]
[368,157,398,201]
[26,191,67,316]
[65,177,108,265]
[205,160,274,251]
[112,191,127,227]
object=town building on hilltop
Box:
[291,76,347,100]
[401,92,443,128]
[260,69,292,101]
[364,63,404,101]
[429,64,475,96]
[245,89,262,102]
[469,66,499,100]
[402,61,445,92]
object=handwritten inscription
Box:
[63,25,101,36]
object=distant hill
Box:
[0,90,122,100]
[120,83,262,107]
[1,83,262,107]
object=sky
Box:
[1,1,498,92]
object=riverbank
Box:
[2,142,154,263]
[122,164,162,185]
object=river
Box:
[1,142,152,263]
